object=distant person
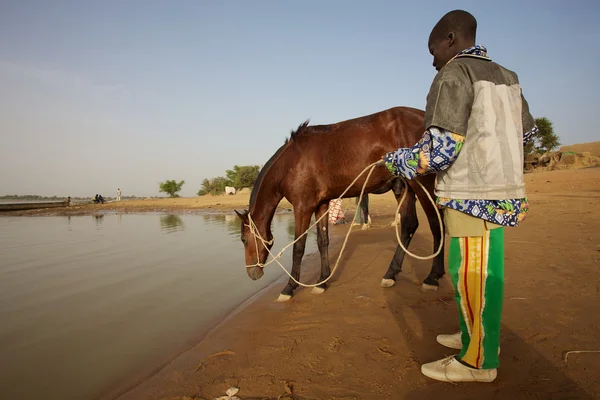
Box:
[98,194,104,204]
[116,188,121,201]
[67,196,71,206]
[94,194,99,204]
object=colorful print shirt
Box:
[384,46,538,227]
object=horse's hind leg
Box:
[312,202,331,294]
[413,175,446,292]
[381,185,419,288]
[360,195,371,230]
[278,208,312,302]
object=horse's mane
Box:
[249,141,290,210]
[285,120,310,143]
[249,119,325,210]
[284,111,383,144]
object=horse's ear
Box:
[234,209,248,221]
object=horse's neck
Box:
[249,169,283,230]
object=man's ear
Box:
[447,32,455,46]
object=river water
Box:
[0,213,314,400]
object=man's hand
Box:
[382,151,399,175]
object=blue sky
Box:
[1,1,598,197]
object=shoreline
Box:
[102,219,349,400]
[99,253,323,400]
[0,195,290,217]
[0,194,366,217]
[112,217,370,400]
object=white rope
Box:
[245,161,444,288]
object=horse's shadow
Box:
[326,224,398,282]
[382,281,594,400]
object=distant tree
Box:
[209,177,229,195]
[197,164,261,196]
[525,117,561,155]
[159,180,185,198]
[197,176,230,196]
[225,166,240,186]
[225,165,260,189]
[197,178,212,196]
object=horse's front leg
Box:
[312,202,331,294]
[278,208,313,302]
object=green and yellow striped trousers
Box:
[448,227,504,370]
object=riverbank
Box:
[112,168,600,400]
[0,192,392,217]
[0,194,277,216]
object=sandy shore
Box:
[0,194,283,216]
[0,191,399,218]
[101,167,600,400]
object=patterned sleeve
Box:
[523,125,538,146]
[383,127,465,179]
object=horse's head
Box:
[235,209,274,281]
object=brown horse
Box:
[235,106,445,301]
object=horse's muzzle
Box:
[247,266,264,281]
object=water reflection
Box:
[214,212,316,242]
[159,214,185,233]
[224,213,240,235]
[286,217,295,238]
[92,214,104,229]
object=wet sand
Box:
[112,168,600,400]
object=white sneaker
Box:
[437,332,462,350]
[421,355,497,383]
[436,332,501,354]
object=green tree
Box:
[525,117,561,155]
[197,178,211,196]
[197,176,231,195]
[225,165,261,189]
[210,177,230,195]
[159,180,185,198]
[225,166,241,186]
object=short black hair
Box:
[430,10,477,43]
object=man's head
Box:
[428,10,477,71]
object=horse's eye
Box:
[241,237,248,244]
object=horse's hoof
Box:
[276,293,292,302]
[421,283,439,292]
[361,223,371,230]
[380,278,395,288]
[311,286,326,294]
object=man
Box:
[383,10,538,383]
[116,188,121,201]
